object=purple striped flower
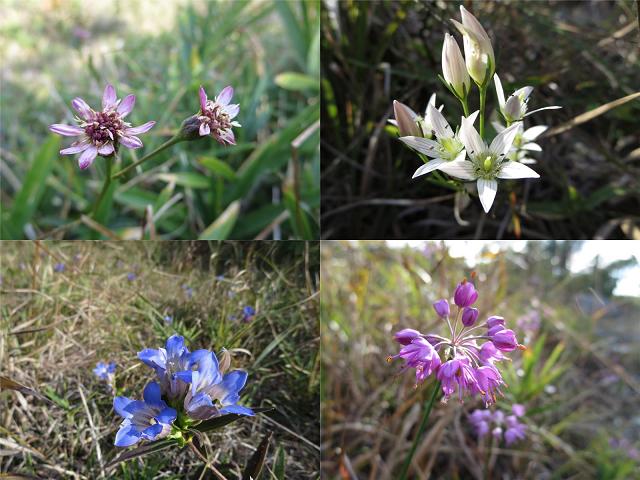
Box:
[197,86,241,145]
[49,84,155,170]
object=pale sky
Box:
[385,240,640,297]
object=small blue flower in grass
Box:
[113,382,177,447]
[54,263,65,272]
[164,315,173,324]
[93,361,116,380]
[138,335,192,400]
[182,284,194,299]
[127,272,137,281]
[242,306,256,323]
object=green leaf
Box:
[274,1,307,68]
[242,431,272,480]
[283,189,315,240]
[190,407,273,433]
[274,445,286,480]
[199,156,237,181]
[275,72,319,92]
[4,135,59,238]
[199,200,240,239]
[157,172,211,189]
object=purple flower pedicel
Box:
[388,276,525,405]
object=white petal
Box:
[513,86,534,103]
[489,122,521,157]
[477,178,498,213]
[199,122,210,136]
[494,74,505,110]
[412,158,448,178]
[438,158,476,180]
[388,119,398,127]
[215,86,234,106]
[496,161,540,179]
[491,120,506,133]
[427,103,453,139]
[520,142,542,152]
[519,158,537,164]
[522,125,548,141]
[465,110,479,126]
[224,104,239,119]
[399,136,441,157]
[459,112,485,157]
[523,105,562,117]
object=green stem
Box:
[459,96,470,117]
[479,85,488,139]
[111,135,183,179]
[398,380,441,480]
[91,156,113,218]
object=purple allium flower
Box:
[486,316,505,329]
[473,364,504,405]
[54,263,65,272]
[388,338,442,386]
[512,403,525,417]
[49,84,155,170]
[113,382,177,447]
[504,415,527,445]
[433,299,450,318]
[138,335,192,400]
[197,86,241,145]
[176,350,254,420]
[454,280,478,307]
[490,328,524,352]
[469,406,527,445]
[127,272,137,281]
[492,426,503,439]
[93,361,116,380]
[479,341,506,365]
[437,356,479,402]
[242,306,256,323]
[394,328,422,346]
[461,307,479,327]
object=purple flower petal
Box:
[71,97,94,120]
[119,135,143,149]
[199,122,210,136]
[49,124,84,137]
[102,84,117,110]
[78,145,98,169]
[60,142,90,155]
[97,143,114,156]
[116,94,136,117]
[220,129,235,145]
[224,104,239,119]
[125,121,155,135]
[216,86,234,106]
[199,86,208,111]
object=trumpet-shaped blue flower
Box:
[138,335,191,400]
[113,382,177,447]
[93,361,116,380]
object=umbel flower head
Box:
[197,85,241,145]
[113,334,254,447]
[388,278,525,405]
[49,84,155,170]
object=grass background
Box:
[1,240,320,478]
[320,0,640,239]
[0,0,319,240]
[321,241,640,478]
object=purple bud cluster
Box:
[469,404,527,445]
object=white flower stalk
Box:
[400,105,478,179]
[442,33,470,99]
[492,121,548,164]
[439,112,540,213]
[494,74,561,124]
[451,6,495,87]
[390,94,442,138]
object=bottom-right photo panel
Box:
[321,240,640,479]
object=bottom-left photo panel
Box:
[0,240,319,479]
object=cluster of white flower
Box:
[391,6,560,213]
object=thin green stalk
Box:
[111,136,183,179]
[479,85,488,138]
[398,380,441,480]
[91,156,113,218]
[459,96,470,117]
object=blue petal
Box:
[114,423,141,447]
[138,348,167,371]
[107,362,116,373]
[142,423,163,440]
[188,349,213,368]
[113,396,136,419]
[175,370,193,384]
[143,382,164,407]
[221,370,248,397]
[220,405,254,416]
[156,407,177,426]
[186,392,214,412]
[165,335,187,359]
[123,400,148,417]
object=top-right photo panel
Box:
[320,0,640,239]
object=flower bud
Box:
[454,280,478,307]
[394,328,422,346]
[452,6,495,87]
[486,316,505,329]
[177,115,204,141]
[442,33,470,99]
[393,100,421,137]
[433,299,450,318]
[490,328,522,352]
[218,348,231,373]
[461,307,479,327]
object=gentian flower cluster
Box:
[113,335,253,447]
[388,278,525,405]
[390,5,560,213]
[469,404,527,445]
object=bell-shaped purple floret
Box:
[437,356,478,402]
[432,299,450,318]
[393,328,422,346]
[454,281,478,308]
[138,335,191,399]
[113,382,177,447]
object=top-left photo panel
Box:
[0,0,320,240]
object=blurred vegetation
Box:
[320,0,640,239]
[0,240,320,478]
[0,0,320,240]
[320,241,640,478]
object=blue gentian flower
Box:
[113,382,177,447]
[182,284,194,299]
[138,335,191,400]
[54,263,65,272]
[242,306,256,322]
[93,361,116,380]
[177,350,254,420]
[127,272,137,281]
[164,315,173,324]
